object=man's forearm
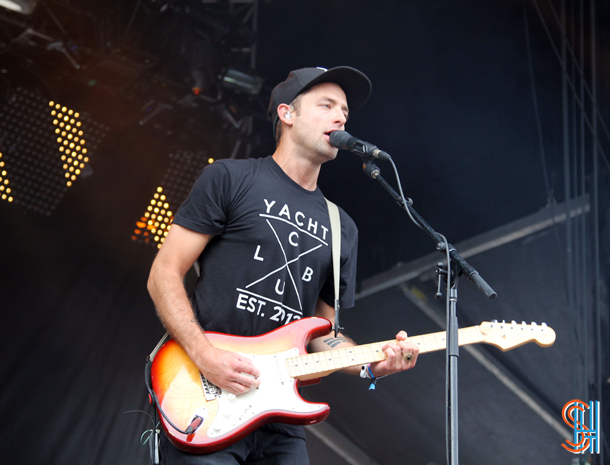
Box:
[309,332,361,376]
[147,262,212,360]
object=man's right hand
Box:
[195,345,261,394]
[147,225,260,395]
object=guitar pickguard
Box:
[206,348,325,438]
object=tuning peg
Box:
[521,321,526,326]
[492,319,498,323]
[541,322,547,329]
[511,320,517,325]
[531,322,537,330]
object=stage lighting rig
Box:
[0,87,107,216]
[0,0,38,15]
[219,68,263,96]
[0,6,81,70]
[132,149,214,249]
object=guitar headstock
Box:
[478,320,556,351]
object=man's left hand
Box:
[369,330,419,377]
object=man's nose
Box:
[334,109,347,125]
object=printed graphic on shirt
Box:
[233,198,329,326]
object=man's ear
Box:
[277,104,295,126]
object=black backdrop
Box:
[1,0,609,464]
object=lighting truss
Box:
[0,87,108,215]
[0,0,39,15]
[132,149,214,249]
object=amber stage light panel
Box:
[0,87,107,215]
[132,149,214,249]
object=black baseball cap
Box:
[268,66,372,136]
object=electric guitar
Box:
[149,317,555,453]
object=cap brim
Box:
[298,66,372,115]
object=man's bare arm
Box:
[309,298,419,377]
[147,224,260,393]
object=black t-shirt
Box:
[173,156,358,337]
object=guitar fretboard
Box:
[285,326,483,379]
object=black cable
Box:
[590,2,605,464]
[527,4,607,462]
[578,0,590,405]
[124,0,143,39]
[537,0,610,149]
[530,0,610,174]
[123,409,157,465]
[522,1,566,280]
[525,0,601,417]
[522,3,555,206]
[42,2,69,38]
[559,0,578,404]
[569,0,585,401]
[388,157,422,231]
[144,356,192,436]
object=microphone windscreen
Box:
[329,130,356,150]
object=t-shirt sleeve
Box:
[172,162,232,235]
[319,208,358,309]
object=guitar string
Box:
[285,327,486,377]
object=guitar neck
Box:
[286,326,483,380]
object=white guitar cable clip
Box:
[150,426,160,465]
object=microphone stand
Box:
[361,160,496,465]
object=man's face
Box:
[290,82,349,163]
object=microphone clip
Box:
[362,159,380,179]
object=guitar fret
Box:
[432,331,445,351]
[286,342,388,378]
[458,327,480,346]
[285,322,554,380]
[421,333,441,352]
[409,335,425,353]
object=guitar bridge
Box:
[200,374,222,401]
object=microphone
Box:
[329,130,391,161]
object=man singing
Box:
[148,66,419,464]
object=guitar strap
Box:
[148,331,170,360]
[325,198,342,337]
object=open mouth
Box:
[324,130,337,143]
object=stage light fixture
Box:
[0,0,39,15]
[131,187,175,249]
[0,87,107,215]
[49,101,91,188]
[219,68,263,96]
[132,150,214,249]
[0,151,14,203]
